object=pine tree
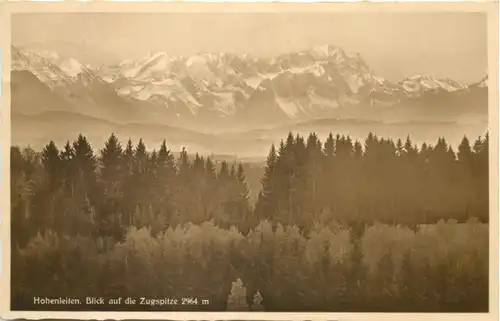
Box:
[55,140,77,233]
[285,132,295,151]
[473,136,483,154]
[219,161,230,181]
[458,136,473,165]
[276,135,295,226]
[60,141,75,162]
[177,147,190,178]
[201,156,218,222]
[236,164,249,195]
[336,135,353,159]
[364,132,378,159]
[134,139,148,174]
[396,138,404,156]
[11,146,34,247]
[420,142,430,163]
[474,133,489,222]
[71,134,99,234]
[236,164,250,203]
[404,135,417,158]
[193,153,205,175]
[433,137,450,161]
[123,139,135,176]
[72,134,98,198]
[129,139,150,212]
[230,163,236,178]
[150,150,158,168]
[324,132,335,159]
[156,140,176,217]
[353,141,363,158]
[227,163,251,231]
[100,133,123,198]
[174,147,193,225]
[60,140,76,196]
[121,139,136,225]
[305,132,324,219]
[41,141,62,189]
[205,157,216,180]
[73,134,97,174]
[254,144,278,222]
[99,133,124,239]
[31,141,61,232]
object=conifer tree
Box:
[99,133,124,239]
[28,141,60,232]
[473,136,483,154]
[55,140,77,232]
[177,147,190,178]
[396,138,404,156]
[71,135,98,198]
[129,139,150,212]
[236,163,250,216]
[193,153,205,175]
[324,132,335,159]
[121,139,136,225]
[254,145,278,222]
[100,133,123,198]
[353,141,363,159]
[458,136,473,165]
[230,163,236,178]
[175,147,193,225]
[150,150,158,168]
[60,140,74,162]
[364,132,378,159]
[236,164,249,197]
[156,140,176,218]
[305,133,324,219]
[205,157,216,180]
[474,133,489,222]
[285,132,295,151]
[73,134,97,175]
[123,139,135,176]
[134,139,148,174]
[404,135,417,158]
[71,134,99,234]
[41,141,62,189]
[219,161,230,181]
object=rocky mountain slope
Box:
[11,44,488,145]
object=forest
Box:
[11,131,489,312]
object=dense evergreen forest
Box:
[11,131,489,312]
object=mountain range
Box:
[11,44,488,155]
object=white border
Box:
[0,2,498,320]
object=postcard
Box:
[0,2,498,320]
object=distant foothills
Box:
[11,44,488,157]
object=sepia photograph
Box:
[2,3,498,318]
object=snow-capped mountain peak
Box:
[12,44,484,126]
[58,57,84,78]
[475,75,488,88]
[401,74,467,94]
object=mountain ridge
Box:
[11,44,488,132]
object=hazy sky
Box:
[13,12,487,83]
